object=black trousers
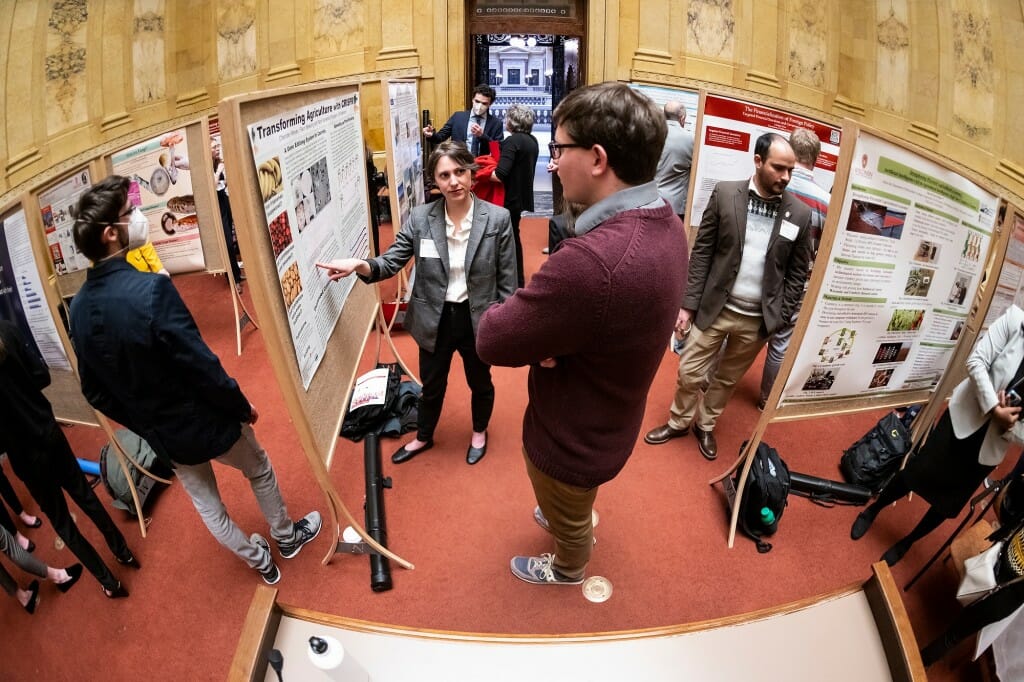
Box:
[217,188,242,281]
[7,426,127,591]
[0,464,25,516]
[509,209,525,288]
[417,301,494,441]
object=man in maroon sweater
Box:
[477,82,688,585]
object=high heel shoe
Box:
[24,580,40,614]
[57,564,83,593]
[116,552,141,570]
[102,582,129,599]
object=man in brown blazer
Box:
[644,133,813,459]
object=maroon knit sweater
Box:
[477,202,688,488]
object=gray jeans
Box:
[0,524,46,595]
[174,425,293,571]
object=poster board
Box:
[716,121,1006,548]
[778,126,1000,413]
[690,92,841,234]
[629,83,700,134]
[106,119,224,276]
[219,82,409,568]
[0,198,97,425]
[381,79,426,238]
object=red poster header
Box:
[704,126,750,152]
[704,95,840,144]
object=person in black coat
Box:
[0,320,134,598]
[423,84,504,157]
[495,104,540,288]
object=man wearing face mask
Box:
[68,176,321,586]
[423,84,504,157]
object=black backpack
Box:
[839,407,918,494]
[99,429,172,516]
[735,442,790,553]
[341,363,404,442]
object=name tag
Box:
[779,220,800,241]
[420,239,440,258]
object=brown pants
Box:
[524,450,597,580]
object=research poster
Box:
[384,80,425,235]
[982,213,1024,329]
[0,208,70,370]
[691,94,841,230]
[111,129,206,274]
[37,169,94,274]
[782,131,999,403]
[246,93,371,389]
[629,84,699,134]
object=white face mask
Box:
[471,102,488,117]
[123,208,150,251]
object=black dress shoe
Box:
[694,428,718,460]
[117,552,141,570]
[103,582,129,599]
[644,424,690,445]
[850,510,876,540]
[24,580,40,614]
[57,564,83,593]
[466,438,487,465]
[391,440,433,464]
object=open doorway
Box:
[470,33,582,214]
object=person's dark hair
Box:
[552,82,666,185]
[505,104,535,134]
[472,84,496,103]
[71,175,130,262]
[788,127,821,167]
[427,140,478,181]
[754,133,789,162]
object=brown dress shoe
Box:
[644,424,689,445]
[694,428,717,460]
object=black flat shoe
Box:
[466,438,487,465]
[391,440,433,464]
[57,564,83,593]
[23,516,42,529]
[23,538,35,554]
[103,582,129,599]
[116,552,141,570]
[24,580,39,614]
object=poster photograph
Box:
[782,131,999,404]
[37,169,94,274]
[111,129,206,274]
[691,94,841,231]
[0,208,70,370]
[384,80,425,234]
[247,93,371,389]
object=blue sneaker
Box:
[510,553,583,585]
[277,511,322,559]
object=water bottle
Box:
[760,506,776,526]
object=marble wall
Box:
[1,1,1023,207]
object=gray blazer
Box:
[950,304,1024,465]
[683,179,813,337]
[655,121,694,215]
[362,196,518,353]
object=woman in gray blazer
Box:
[851,304,1024,565]
[319,141,517,465]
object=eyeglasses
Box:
[548,141,589,160]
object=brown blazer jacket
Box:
[361,195,518,353]
[683,179,813,337]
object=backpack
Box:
[341,363,404,442]
[734,442,790,553]
[839,407,918,494]
[100,429,172,516]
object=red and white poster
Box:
[690,94,841,229]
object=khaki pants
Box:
[668,308,767,432]
[524,451,597,580]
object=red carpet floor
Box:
[0,216,1002,680]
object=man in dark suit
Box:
[423,84,504,156]
[644,133,813,460]
[68,176,322,586]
